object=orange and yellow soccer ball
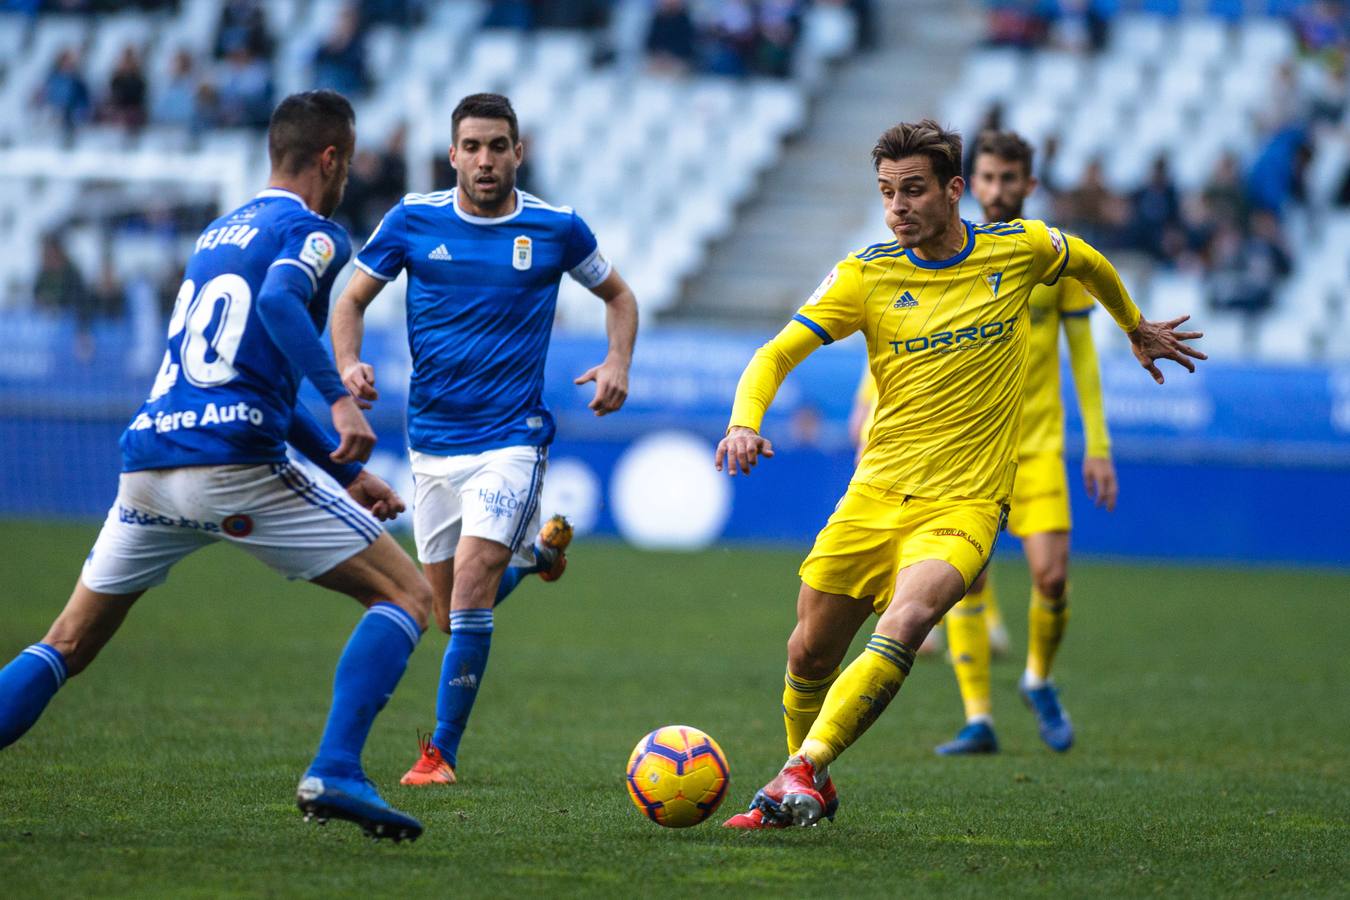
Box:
[625,725,730,828]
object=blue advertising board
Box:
[1,317,1347,566]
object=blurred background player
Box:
[715,119,1203,829]
[331,93,638,787]
[0,91,432,842]
[934,130,1118,757]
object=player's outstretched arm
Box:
[1063,311,1118,511]
[575,268,638,416]
[1061,233,1206,384]
[331,269,388,410]
[716,321,822,476]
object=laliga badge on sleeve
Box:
[513,235,533,271]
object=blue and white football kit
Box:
[83,188,381,593]
[355,187,611,566]
[357,186,611,776]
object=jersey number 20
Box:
[149,274,252,400]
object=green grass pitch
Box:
[0,520,1346,898]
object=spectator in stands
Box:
[102,45,148,131]
[35,48,91,134]
[151,50,198,128]
[33,235,88,321]
[192,81,223,131]
[1206,211,1291,316]
[215,0,272,60]
[646,0,698,74]
[701,1,757,77]
[215,46,273,128]
[361,0,423,27]
[339,125,408,240]
[1128,155,1181,261]
[483,0,533,30]
[1055,157,1127,249]
[754,0,802,78]
[1202,153,1249,228]
[533,0,610,28]
[313,4,369,97]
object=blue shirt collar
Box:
[903,219,975,269]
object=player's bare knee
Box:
[1033,566,1067,601]
[786,634,838,680]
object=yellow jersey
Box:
[858,276,1110,459]
[729,219,1139,503]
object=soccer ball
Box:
[625,725,730,828]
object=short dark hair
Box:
[871,119,963,185]
[268,90,355,176]
[452,93,519,143]
[974,129,1035,177]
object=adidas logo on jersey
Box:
[893,291,919,309]
[428,244,453,261]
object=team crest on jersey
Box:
[893,290,919,309]
[984,270,1003,296]
[1048,228,1065,255]
[221,514,254,538]
[300,232,336,276]
[513,235,533,271]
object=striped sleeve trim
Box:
[792,313,834,345]
[353,258,396,282]
[269,258,318,292]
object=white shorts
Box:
[410,445,547,566]
[82,461,381,594]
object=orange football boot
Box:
[399,733,457,786]
[723,755,826,828]
[535,514,573,582]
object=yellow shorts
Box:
[799,483,1006,614]
[1007,452,1071,538]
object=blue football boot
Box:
[935,720,1000,755]
[1019,676,1075,752]
[296,771,423,842]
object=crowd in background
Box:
[978,0,1350,315]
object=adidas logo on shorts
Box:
[428,244,453,261]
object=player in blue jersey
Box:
[0,91,433,842]
[330,93,638,786]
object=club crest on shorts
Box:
[221,514,254,538]
[512,235,532,271]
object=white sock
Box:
[1022,670,1048,690]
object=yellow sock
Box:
[799,634,913,768]
[982,578,1005,634]
[947,590,992,721]
[782,668,839,756]
[1026,587,1069,682]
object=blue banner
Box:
[1,317,1347,566]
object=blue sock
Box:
[432,609,494,767]
[309,602,422,779]
[0,644,68,749]
[493,567,527,607]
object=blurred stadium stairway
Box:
[672,0,981,327]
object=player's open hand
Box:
[1128,315,1206,384]
[715,426,774,476]
[346,469,406,521]
[341,361,379,410]
[330,396,376,464]
[574,357,629,416]
[1082,455,1118,512]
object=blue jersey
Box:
[355,187,611,455]
[120,189,353,472]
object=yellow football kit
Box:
[729,219,1139,604]
[1007,277,1112,536]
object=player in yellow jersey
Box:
[934,130,1117,757]
[716,120,1205,829]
